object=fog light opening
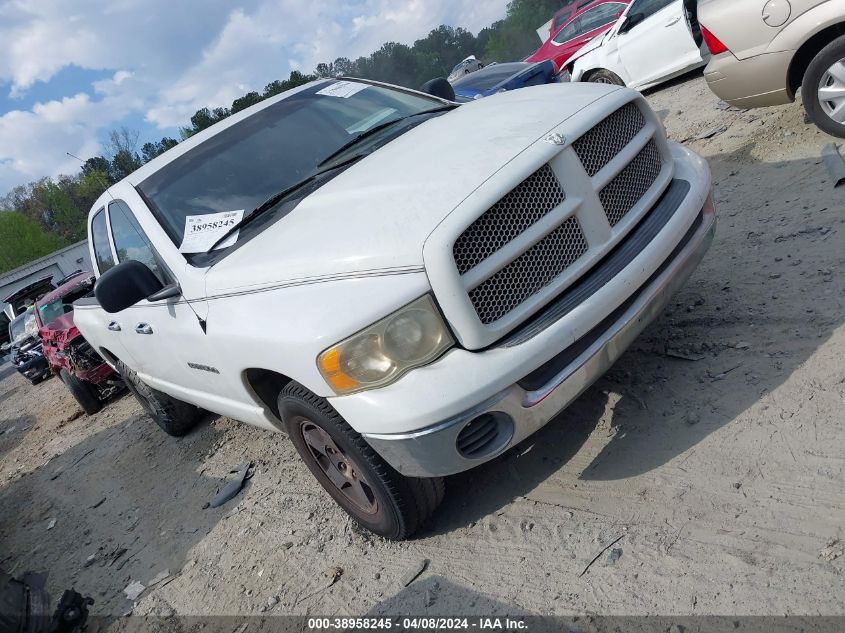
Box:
[456,412,514,459]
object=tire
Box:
[683,0,702,48]
[59,369,102,416]
[587,69,625,86]
[116,360,201,436]
[278,382,445,540]
[802,35,845,138]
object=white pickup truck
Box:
[74,77,715,539]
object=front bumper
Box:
[17,356,50,381]
[704,50,794,109]
[362,181,715,477]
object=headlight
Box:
[317,295,454,395]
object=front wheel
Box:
[277,382,444,540]
[802,36,845,138]
[587,69,625,86]
[59,369,102,415]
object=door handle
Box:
[665,16,681,26]
[135,323,153,335]
[107,321,121,332]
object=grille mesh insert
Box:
[453,164,565,275]
[599,140,662,227]
[468,217,588,324]
[573,102,646,177]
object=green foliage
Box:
[484,0,563,61]
[0,211,68,274]
[82,156,111,179]
[141,137,178,163]
[41,180,87,241]
[109,149,143,182]
[411,26,479,85]
[231,91,263,114]
[263,70,316,98]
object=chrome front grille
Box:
[453,165,565,275]
[468,217,588,325]
[599,140,662,226]
[572,102,645,177]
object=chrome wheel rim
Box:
[299,421,378,515]
[819,59,845,123]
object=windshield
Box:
[9,310,36,344]
[37,282,93,326]
[453,63,528,91]
[137,80,443,254]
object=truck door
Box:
[84,206,140,368]
[103,200,232,403]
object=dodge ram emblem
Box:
[544,133,566,146]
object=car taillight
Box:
[701,26,728,55]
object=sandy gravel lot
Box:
[1,73,844,619]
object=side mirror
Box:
[619,12,645,34]
[94,260,168,314]
[420,77,456,102]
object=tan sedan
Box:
[696,0,845,137]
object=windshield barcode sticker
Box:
[179,209,244,253]
[316,81,369,99]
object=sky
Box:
[0,0,510,195]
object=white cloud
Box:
[145,0,509,128]
[0,0,511,193]
[0,95,112,188]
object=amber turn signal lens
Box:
[317,347,360,393]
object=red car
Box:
[34,272,120,414]
[527,0,630,71]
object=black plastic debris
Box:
[822,144,845,188]
[209,460,253,508]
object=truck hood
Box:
[205,83,618,295]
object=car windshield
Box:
[38,298,70,325]
[37,282,93,326]
[9,310,36,344]
[452,63,529,91]
[136,80,443,255]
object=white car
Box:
[73,78,714,539]
[565,0,707,89]
[447,56,485,83]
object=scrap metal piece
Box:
[123,580,145,601]
[822,144,845,187]
[209,460,252,508]
[401,559,429,587]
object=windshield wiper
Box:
[204,153,366,253]
[316,105,457,169]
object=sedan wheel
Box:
[818,59,845,124]
[802,36,845,138]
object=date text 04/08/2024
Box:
[306,617,529,630]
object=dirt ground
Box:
[2,72,845,619]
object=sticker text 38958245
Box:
[179,209,245,253]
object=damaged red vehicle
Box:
[34,273,122,414]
